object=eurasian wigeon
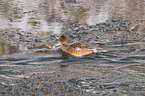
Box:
[59,35,104,57]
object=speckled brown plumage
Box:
[59,35,101,57]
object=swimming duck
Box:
[59,35,103,57]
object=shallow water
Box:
[0,0,145,95]
[0,20,145,96]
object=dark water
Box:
[0,20,145,96]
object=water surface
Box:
[0,20,145,95]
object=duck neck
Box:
[62,44,69,52]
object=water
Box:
[0,20,145,96]
[0,0,144,31]
[0,0,145,95]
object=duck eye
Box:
[61,35,65,39]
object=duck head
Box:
[59,35,69,45]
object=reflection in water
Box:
[0,0,144,32]
[0,0,145,95]
[0,36,145,95]
[0,42,4,55]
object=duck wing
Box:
[69,42,89,50]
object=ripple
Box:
[0,20,145,95]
